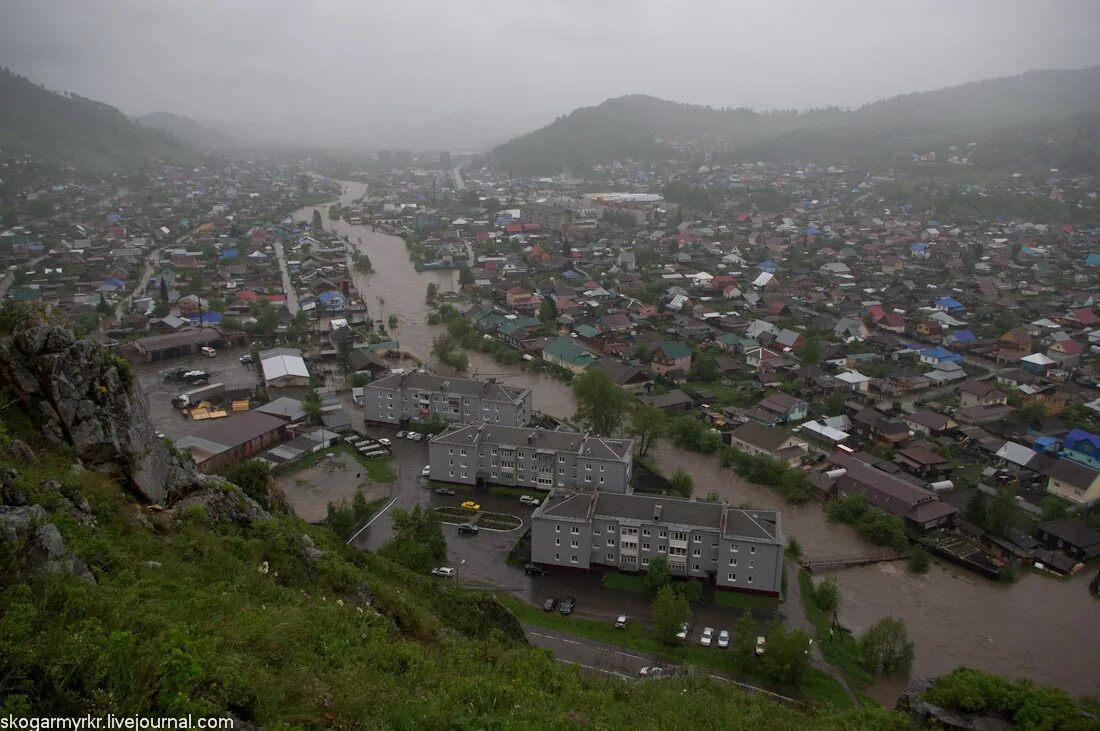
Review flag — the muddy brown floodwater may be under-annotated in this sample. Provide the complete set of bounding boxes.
[294,182,1100,705]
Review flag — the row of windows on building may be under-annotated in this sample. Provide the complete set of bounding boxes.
[549,552,758,582]
[552,523,757,554]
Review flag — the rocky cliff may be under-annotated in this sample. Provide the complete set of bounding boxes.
[0,306,199,503]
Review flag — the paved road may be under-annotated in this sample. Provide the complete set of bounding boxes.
[525,625,802,705]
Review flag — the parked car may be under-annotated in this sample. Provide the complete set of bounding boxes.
[542,597,557,612]
[421,465,431,477]
[431,567,455,578]
[676,622,691,641]
[378,438,392,446]
[435,487,456,496]
[755,636,766,656]
[457,523,479,535]
[155,431,166,440]
[524,563,549,576]
[410,432,424,441]
[238,354,254,364]
[615,614,628,629]
[559,596,575,615]
[639,667,665,678]
[405,431,421,440]
[200,346,217,358]
[519,495,541,507]
[460,501,481,510]
[700,627,714,647]
[717,630,730,649]
[396,431,407,439]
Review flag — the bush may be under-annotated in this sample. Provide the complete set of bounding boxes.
[813,577,841,613]
[827,495,868,524]
[907,546,930,573]
[855,508,909,551]
[923,667,1094,729]
[217,461,275,510]
[669,468,694,497]
[858,617,914,676]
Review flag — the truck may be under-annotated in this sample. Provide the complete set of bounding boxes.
[172,382,226,409]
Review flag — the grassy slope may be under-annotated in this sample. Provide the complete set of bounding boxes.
[0,430,908,728]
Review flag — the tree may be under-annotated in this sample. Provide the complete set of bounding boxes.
[797,337,822,365]
[822,389,846,417]
[153,300,170,317]
[813,577,841,613]
[855,508,909,551]
[627,404,668,457]
[217,461,274,509]
[96,294,111,316]
[1040,495,1070,522]
[380,505,447,573]
[311,209,323,231]
[538,298,558,322]
[643,555,671,595]
[388,314,398,331]
[328,204,340,220]
[983,486,1017,536]
[689,352,719,382]
[732,610,758,668]
[302,390,323,422]
[159,277,169,301]
[650,585,691,646]
[858,617,915,676]
[255,301,278,335]
[425,282,439,303]
[27,199,53,218]
[458,264,475,287]
[297,174,309,196]
[669,468,694,497]
[964,490,988,526]
[907,546,930,573]
[762,623,811,685]
[572,369,630,436]
[1019,400,1047,423]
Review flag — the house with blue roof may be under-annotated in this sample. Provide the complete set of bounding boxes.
[919,346,962,367]
[1062,429,1100,470]
[936,296,965,312]
[1087,253,1100,267]
[318,290,347,312]
[759,259,777,273]
[221,248,239,260]
[910,243,929,259]
[195,312,224,326]
[943,329,977,348]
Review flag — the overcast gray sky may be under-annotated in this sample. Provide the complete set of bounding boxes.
[3,0,1100,148]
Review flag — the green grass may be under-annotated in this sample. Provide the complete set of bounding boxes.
[797,571,871,689]
[488,485,536,498]
[714,591,779,612]
[276,444,396,484]
[497,594,855,709]
[602,572,651,594]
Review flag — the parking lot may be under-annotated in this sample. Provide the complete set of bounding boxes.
[135,346,259,441]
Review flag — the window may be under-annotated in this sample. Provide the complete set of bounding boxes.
[658,545,666,553]
[750,546,756,554]
[608,526,617,533]
[607,539,615,547]
[642,529,651,537]
[585,475,592,483]
[607,553,614,561]
[555,525,560,533]
[460,449,466,457]
[585,463,592,471]
[693,564,700,572]
[570,555,578,564]
[729,558,738,567]
[641,558,649,567]
[659,530,667,539]
[555,553,559,561]
[747,575,753,584]
[555,539,560,547]
[599,477,604,484]
[571,526,579,535]
[694,535,701,543]
[730,573,737,582]
[558,456,565,463]
[593,529,601,536]
[692,548,701,557]
[642,543,650,551]
[600,465,605,472]
[748,560,755,569]
[731,544,738,553]
[570,540,578,548]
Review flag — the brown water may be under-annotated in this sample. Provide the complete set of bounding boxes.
[651,446,1100,702]
[292,181,577,420]
[294,181,1100,704]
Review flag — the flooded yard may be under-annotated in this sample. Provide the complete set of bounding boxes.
[275,449,392,523]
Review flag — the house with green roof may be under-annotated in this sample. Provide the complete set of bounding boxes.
[716,332,756,353]
[651,340,692,376]
[543,337,598,374]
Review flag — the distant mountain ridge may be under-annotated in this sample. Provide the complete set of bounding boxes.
[493,66,1100,174]
[0,68,197,171]
[137,112,239,150]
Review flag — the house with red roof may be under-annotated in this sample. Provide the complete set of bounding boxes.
[880,312,906,333]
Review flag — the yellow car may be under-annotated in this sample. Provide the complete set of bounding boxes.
[460,501,481,511]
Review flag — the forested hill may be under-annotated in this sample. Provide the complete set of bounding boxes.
[0,68,197,171]
[137,112,239,150]
[493,66,1100,174]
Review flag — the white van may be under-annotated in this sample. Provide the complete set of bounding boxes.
[200,346,217,358]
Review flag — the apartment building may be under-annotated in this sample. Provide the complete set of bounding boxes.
[530,490,784,596]
[363,373,531,427]
[427,423,633,492]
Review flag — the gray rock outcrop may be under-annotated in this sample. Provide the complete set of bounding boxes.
[0,307,203,503]
[171,477,272,527]
[0,504,96,583]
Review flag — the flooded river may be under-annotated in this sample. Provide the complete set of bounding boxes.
[293,181,1100,704]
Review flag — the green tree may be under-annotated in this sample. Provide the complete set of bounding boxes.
[689,351,719,382]
[983,486,1017,536]
[217,461,275,510]
[311,209,323,231]
[822,389,846,417]
[297,174,309,196]
[458,264,475,287]
[627,404,668,457]
[855,508,909,551]
[964,490,988,526]
[538,298,558,322]
[1040,495,1070,522]
[762,623,811,685]
[669,468,694,497]
[1019,400,1047,423]
[425,282,440,303]
[154,300,170,317]
[302,390,323,423]
[255,301,278,335]
[96,294,111,316]
[572,369,630,436]
[650,585,691,646]
[858,617,915,676]
[796,337,822,365]
[813,577,841,613]
[379,505,447,573]
[732,610,758,668]
[328,204,340,220]
[907,546,930,573]
[159,277,169,301]
[644,555,672,595]
[388,314,398,331]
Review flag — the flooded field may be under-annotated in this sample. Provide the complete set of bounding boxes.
[274,450,388,523]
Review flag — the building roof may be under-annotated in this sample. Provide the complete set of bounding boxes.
[367,372,530,404]
[1047,458,1100,490]
[656,341,691,359]
[828,451,953,522]
[595,491,721,531]
[254,397,306,421]
[590,358,649,386]
[730,421,801,453]
[432,423,633,463]
[260,347,309,381]
[176,411,286,454]
[1037,518,1100,555]
[958,380,1005,399]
